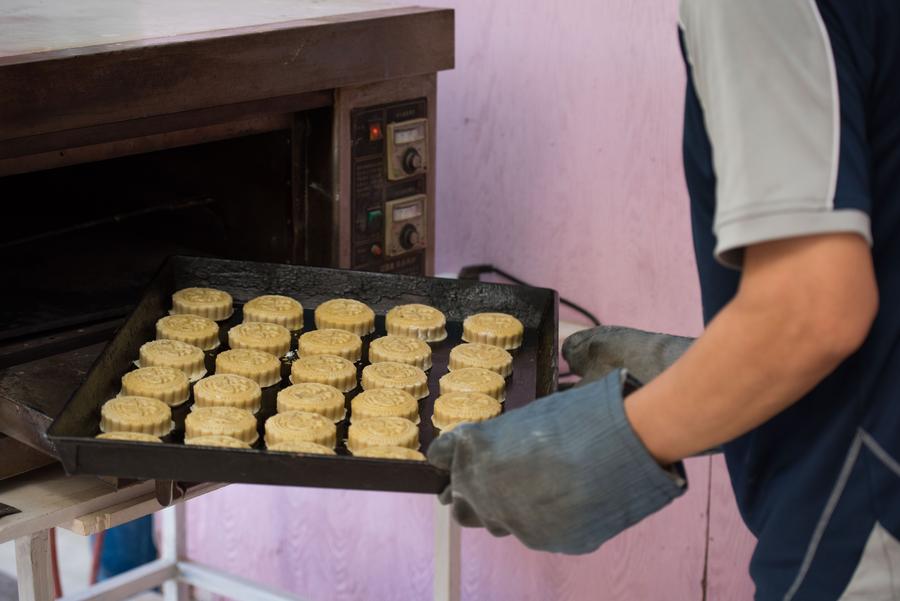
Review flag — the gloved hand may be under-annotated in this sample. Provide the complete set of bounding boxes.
[563,325,721,457]
[427,370,687,554]
[563,325,693,384]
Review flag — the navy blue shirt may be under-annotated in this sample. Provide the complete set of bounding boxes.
[680,1,900,599]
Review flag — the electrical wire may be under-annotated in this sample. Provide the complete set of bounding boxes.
[457,263,602,326]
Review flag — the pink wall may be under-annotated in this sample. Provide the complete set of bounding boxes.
[185,1,757,599]
[428,0,701,334]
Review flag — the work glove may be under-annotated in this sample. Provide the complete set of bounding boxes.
[427,370,687,554]
[563,325,694,384]
[562,326,720,457]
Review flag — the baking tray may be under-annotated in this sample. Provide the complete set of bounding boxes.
[48,256,559,494]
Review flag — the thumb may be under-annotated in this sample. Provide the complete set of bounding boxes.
[427,431,458,470]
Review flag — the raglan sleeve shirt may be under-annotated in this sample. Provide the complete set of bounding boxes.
[679,0,872,269]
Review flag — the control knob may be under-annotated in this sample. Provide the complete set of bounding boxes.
[399,224,420,250]
[402,148,423,174]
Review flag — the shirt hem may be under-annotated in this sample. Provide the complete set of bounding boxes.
[714,208,872,270]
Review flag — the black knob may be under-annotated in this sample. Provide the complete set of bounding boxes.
[402,148,423,174]
[399,224,420,250]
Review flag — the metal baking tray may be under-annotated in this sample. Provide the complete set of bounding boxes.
[48,256,559,494]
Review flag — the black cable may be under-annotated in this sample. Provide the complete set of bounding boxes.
[457,263,601,327]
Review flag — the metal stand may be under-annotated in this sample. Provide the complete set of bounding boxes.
[15,531,53,601]
[433,501,461,601]
[11,501,308,601]
[4,468,461,601]
[160,505,189,601]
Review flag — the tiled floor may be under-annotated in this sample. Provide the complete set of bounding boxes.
[0,528,162,600]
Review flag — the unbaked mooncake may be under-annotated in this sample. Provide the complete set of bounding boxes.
[314,299,375,336]
[228,322,292,357]
[385,304,447,342]
[100,396,172,436]
[193,374,263,413]
[361,362,429,400]
[171,287,233,321]
[290,354,357,392]
[215,348,282,387]
[439,367,506,402]
[347,417,419,452]
[185,435,250,449]
[96,432,162,443]
[185,406,258,444]
[267,441,336,455]
[353,446,425,461]
[351,389,420,424]
[462,313,524,350]
[120,366,190,407]
[347,417,419,453]
[276,383,346,422]
[156,314,220,351]
[242,294,304,331]
[368,335,432,370]
[264,411,336,447]
[432,391,502,430]
[138,339,206,380]
[439,421,465,434]
[448,343,513,377]
[298,329,362,362]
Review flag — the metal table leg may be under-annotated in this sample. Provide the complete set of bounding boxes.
[161,504,189,601]
[15,529,54,601]
[433,500,461,601]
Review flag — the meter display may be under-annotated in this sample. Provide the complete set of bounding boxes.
[393,203,423,221]
[386,118,428,181]
[394,124,425,145]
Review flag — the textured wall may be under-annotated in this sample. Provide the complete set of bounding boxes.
[428,0,701,334]
[185,1,757,599]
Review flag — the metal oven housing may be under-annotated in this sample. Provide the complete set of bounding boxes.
[0,2,454,471]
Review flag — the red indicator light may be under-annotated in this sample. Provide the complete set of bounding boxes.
[369,123,383,141]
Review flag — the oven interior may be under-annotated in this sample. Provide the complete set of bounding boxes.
[0,108,333,357]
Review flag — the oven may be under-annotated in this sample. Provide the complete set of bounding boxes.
[0,0,454,476]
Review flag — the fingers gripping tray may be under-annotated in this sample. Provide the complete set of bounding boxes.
[48,256,558,494]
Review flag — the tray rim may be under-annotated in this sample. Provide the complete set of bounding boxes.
[47,254,559,493]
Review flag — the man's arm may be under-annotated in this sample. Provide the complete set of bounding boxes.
[625,233,878,465]
[426,234,876,554]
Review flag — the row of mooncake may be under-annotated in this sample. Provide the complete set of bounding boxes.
[166,287,526,349]
[94,288,525,459]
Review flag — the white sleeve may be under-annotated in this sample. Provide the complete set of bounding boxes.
[679,0,872,268]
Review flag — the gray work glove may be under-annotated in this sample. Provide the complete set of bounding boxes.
[563,326,720,457]
[563,325,694,384]
[427,370,687,554]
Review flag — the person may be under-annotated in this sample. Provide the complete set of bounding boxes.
[89,516,158,582]
[427,2,900,599]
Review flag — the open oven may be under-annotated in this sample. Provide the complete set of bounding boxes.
[0,1,454,477]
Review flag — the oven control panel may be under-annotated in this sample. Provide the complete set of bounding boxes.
[350,99,429,274]
[384,195,427,257]
[386,118,428,181]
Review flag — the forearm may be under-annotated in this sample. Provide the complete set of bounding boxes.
[625,298,840,463]
[624,234,877,465]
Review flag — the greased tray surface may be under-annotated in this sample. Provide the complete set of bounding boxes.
[48,256,558,493]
